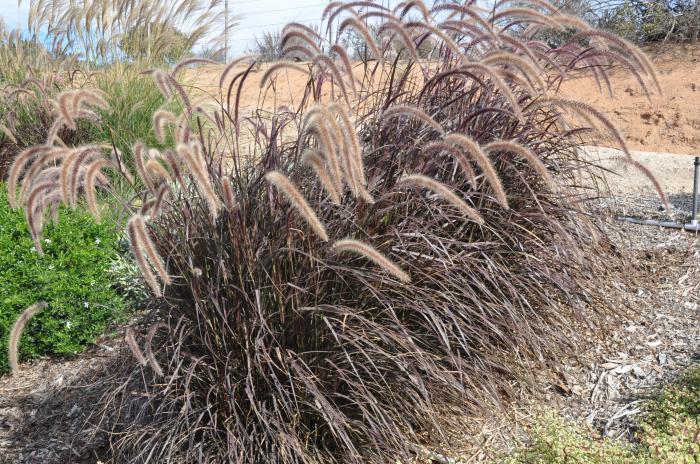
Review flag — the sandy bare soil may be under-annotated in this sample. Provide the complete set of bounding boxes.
[185,43,700,158]
[561,43,700,155]
[185,44,700,197]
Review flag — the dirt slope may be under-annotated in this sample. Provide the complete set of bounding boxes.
[186,43,700,156]
[560,42,700,154]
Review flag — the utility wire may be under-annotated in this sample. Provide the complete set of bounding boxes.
[241,4,327,15]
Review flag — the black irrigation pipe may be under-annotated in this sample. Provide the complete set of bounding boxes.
[617,156,700,233]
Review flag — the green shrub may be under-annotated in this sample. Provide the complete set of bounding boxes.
[0,184,125,373]
[504,412,638,464]
[505,364,700,463]
[639,364,700,463]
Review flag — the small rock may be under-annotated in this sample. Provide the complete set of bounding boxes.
[67,404,81,419]
[613,364,634,375]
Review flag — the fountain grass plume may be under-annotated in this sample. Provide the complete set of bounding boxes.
[396,174,484,224]
[146,159,173,184]
[303,105,344,193]
[311,53,352,103]
[176,142,221,219]
[222,178,236,210]
[125,327,147,367]
[127,214,170,297]
[423,141,477,183]
[329,103,369,198]
[378,20,421,63]
[539,97,632,158]
[431,3,500,41]
[145,323,167,377]
[462,63,524,122]
[492,7,564,30]
[302,148,342,204]
[153,110,178,144]
[484,140,555,188]
[331,238,410,283]
[7,146,50,209]
[339,17,382,61]
[494,0,558,12]
[218,55,258,90]
[265,170,330,241]
[260,62,311,88]
[381,105,445,135]
[397,0,430,20]
[445,133,509,209]
[330,45,358,94]
[483,51,546,92]
[281,30,323,54]
[172,58,218,76]
[8,302,47,376]
[85,159,110,221]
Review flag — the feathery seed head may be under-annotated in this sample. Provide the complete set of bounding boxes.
[445,133,509,209]
[8,302,47,376]
[484,140,555,188]
[331,238,410,283]
[396,174,484,224]
[381,105,445,135]
[265,170,329,242]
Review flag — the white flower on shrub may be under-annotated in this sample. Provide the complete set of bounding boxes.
[44,238,51,244]
[66,320,72,328]
[30,246,36,253]
[95,238,101,245]
[83,301,89,308]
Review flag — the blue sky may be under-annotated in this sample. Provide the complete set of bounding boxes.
[0,0,463,57]
[225,0,338,55]
[0,0,29,30]
[0,0,393,56]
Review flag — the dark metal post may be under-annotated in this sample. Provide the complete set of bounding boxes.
[692,157,700,225]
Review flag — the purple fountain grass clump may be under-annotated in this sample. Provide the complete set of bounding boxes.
[6,1,670,462]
